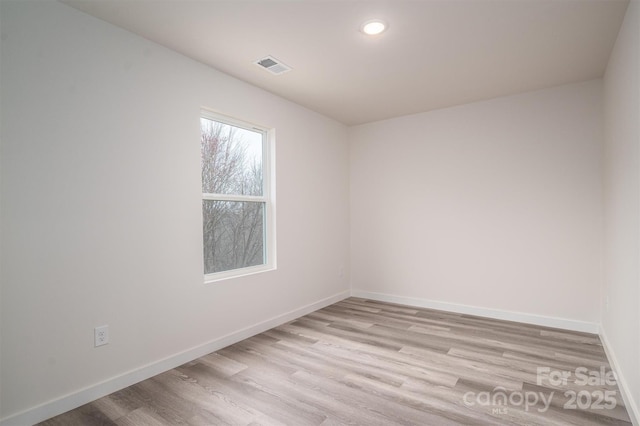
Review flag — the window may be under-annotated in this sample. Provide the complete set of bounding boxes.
[201,111,275,282]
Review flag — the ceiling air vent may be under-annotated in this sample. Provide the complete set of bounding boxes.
[255,56,292,75]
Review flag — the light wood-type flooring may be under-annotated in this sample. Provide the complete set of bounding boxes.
[39,298,632,425]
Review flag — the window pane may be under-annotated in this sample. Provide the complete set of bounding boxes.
[203,200,265,274]
[201,118,263,196]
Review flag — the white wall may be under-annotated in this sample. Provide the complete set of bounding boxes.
[350,80,603,325]
[602,0,640,419]
[0,0,349,422]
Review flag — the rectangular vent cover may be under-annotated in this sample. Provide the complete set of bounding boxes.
[255,56,292,75]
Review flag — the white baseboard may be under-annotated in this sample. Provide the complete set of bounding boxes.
[0,290,351,426]
[350,289,600,333]
[599,329,640,426]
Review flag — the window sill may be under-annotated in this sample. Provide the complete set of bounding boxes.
[204,264,276,284]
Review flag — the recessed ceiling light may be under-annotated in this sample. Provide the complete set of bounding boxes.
[361,19,387,36]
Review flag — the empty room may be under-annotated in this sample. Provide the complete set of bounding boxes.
[1,0,638,425]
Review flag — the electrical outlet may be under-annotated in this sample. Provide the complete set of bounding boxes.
[94,325,109,347]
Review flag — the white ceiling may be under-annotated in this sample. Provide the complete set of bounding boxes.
[61,0,629,125]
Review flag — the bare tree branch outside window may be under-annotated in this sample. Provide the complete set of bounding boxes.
[201,118,265,274]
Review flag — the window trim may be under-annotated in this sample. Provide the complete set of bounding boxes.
[201,109,276,283]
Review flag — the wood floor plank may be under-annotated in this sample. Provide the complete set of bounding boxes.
[175,364,320,426]
[38,298,632,425]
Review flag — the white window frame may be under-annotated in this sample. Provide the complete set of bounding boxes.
[201,109,276,283]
